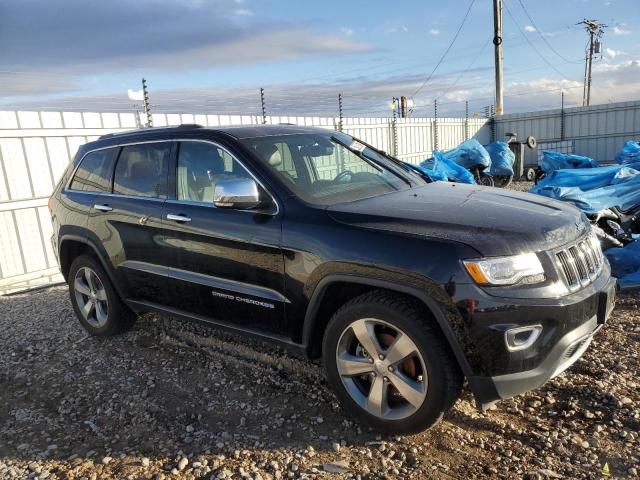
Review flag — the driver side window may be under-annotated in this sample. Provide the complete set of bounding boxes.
[177,141,249,203]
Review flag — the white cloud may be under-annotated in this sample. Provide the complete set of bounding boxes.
[524,25,536,33]
[443,89,472,102]
[613,25,630,35]
[234,8,253,16]
[606,48,625,59]
[429,28,440,36]
[340,27,353,36]
[385,25,408,34]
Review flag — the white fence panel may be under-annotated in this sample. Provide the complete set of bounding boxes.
[0,110,489,292]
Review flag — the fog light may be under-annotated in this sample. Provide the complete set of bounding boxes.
[505,325,542,352]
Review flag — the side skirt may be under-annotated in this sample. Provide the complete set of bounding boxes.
[126,299,308,359]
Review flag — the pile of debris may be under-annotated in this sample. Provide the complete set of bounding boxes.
[528,140,640,290]
[413,139,516,187]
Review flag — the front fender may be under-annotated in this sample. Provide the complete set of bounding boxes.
[301,271,475,381]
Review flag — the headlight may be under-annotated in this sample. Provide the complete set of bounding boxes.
[463,252,545,286]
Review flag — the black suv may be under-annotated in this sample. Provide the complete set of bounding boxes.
[49,125,616,434]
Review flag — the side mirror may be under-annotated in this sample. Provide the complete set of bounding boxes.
[213,178,261,210]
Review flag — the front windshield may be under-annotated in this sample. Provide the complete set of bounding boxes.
[241,131,426,205]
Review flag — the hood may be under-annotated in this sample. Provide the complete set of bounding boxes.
[327,182,588,256]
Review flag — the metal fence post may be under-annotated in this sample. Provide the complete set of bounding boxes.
[338,93,344,132]
[260,88,267,124]
[433,99,439,151]
[464,101,469,140]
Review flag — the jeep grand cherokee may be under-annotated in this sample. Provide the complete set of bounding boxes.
[49,124,616,434]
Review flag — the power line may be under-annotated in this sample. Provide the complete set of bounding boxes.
[515,0,582,64]
[504,1,573,81]
[410,0,476,98]
[436,36,493,101]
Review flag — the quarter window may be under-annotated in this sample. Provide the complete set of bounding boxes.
[70,148,118,192]
[177,141,250,203]
[113,143,171,198]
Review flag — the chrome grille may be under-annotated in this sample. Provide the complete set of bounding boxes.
[556,234,603,291]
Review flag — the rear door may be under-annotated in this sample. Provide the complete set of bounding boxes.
[160,139,287,335]
[88,141,174,304]
[63,147,119,237]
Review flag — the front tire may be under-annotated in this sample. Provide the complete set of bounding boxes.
[322,291,463,434]
[68,255,136,336]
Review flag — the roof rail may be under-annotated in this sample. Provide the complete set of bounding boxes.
[98,123,204,140]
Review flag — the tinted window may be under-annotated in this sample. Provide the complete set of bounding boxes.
[177,141,250,203]
[70,148,117,192]
[113,143,171,198]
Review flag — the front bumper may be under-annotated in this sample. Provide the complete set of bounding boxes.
[459,273,616,408]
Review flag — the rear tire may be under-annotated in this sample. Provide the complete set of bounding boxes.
[322,290,463,434]
[68,255,136,336]
[525,167,536,182]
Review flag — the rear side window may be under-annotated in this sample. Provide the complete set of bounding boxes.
[70,148,118,192]
[113,142,171,198]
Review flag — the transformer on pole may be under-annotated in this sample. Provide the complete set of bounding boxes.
[578,19,606,107]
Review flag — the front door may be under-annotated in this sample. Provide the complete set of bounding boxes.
[161,140,286,335]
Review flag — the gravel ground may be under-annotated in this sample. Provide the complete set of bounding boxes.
[0,180,638,480]
[1,286,638,480]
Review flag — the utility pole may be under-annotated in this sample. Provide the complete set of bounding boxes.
[400,96,408,118]
[141,78,152,128]
[578,19,606,106]
[260,87,267,124]
[338,93,344,132]
[492,0,504,116]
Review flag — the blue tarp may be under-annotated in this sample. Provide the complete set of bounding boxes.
[441,139,492,170]
[604,240,640,290]
[540,151,599,173]
[405,162,447,182]
[419,151,476,184]
[485,141,515,176]
[529,165,640,213]
[614,140,640,169]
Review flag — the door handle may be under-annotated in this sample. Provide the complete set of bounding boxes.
[93,204,113,212]
[166,213,192,223]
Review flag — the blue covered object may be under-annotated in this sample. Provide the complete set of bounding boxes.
[534,165,635,191]
[614,140,640,169]
[405,162,447,182]
[529,167,640,213]
[420,151,476,184]
[485,141,515,176]
[540,151,599,173]
[441,139,491,170]
[604,240,640,290]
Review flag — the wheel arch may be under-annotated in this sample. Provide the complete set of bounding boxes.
[301,274,475,381]
[58,234,126,301]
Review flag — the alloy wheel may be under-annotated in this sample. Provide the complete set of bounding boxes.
[73,267,109,328]
[336,318,427,420]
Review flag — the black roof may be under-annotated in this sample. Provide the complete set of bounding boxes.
[98,124,333,141]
